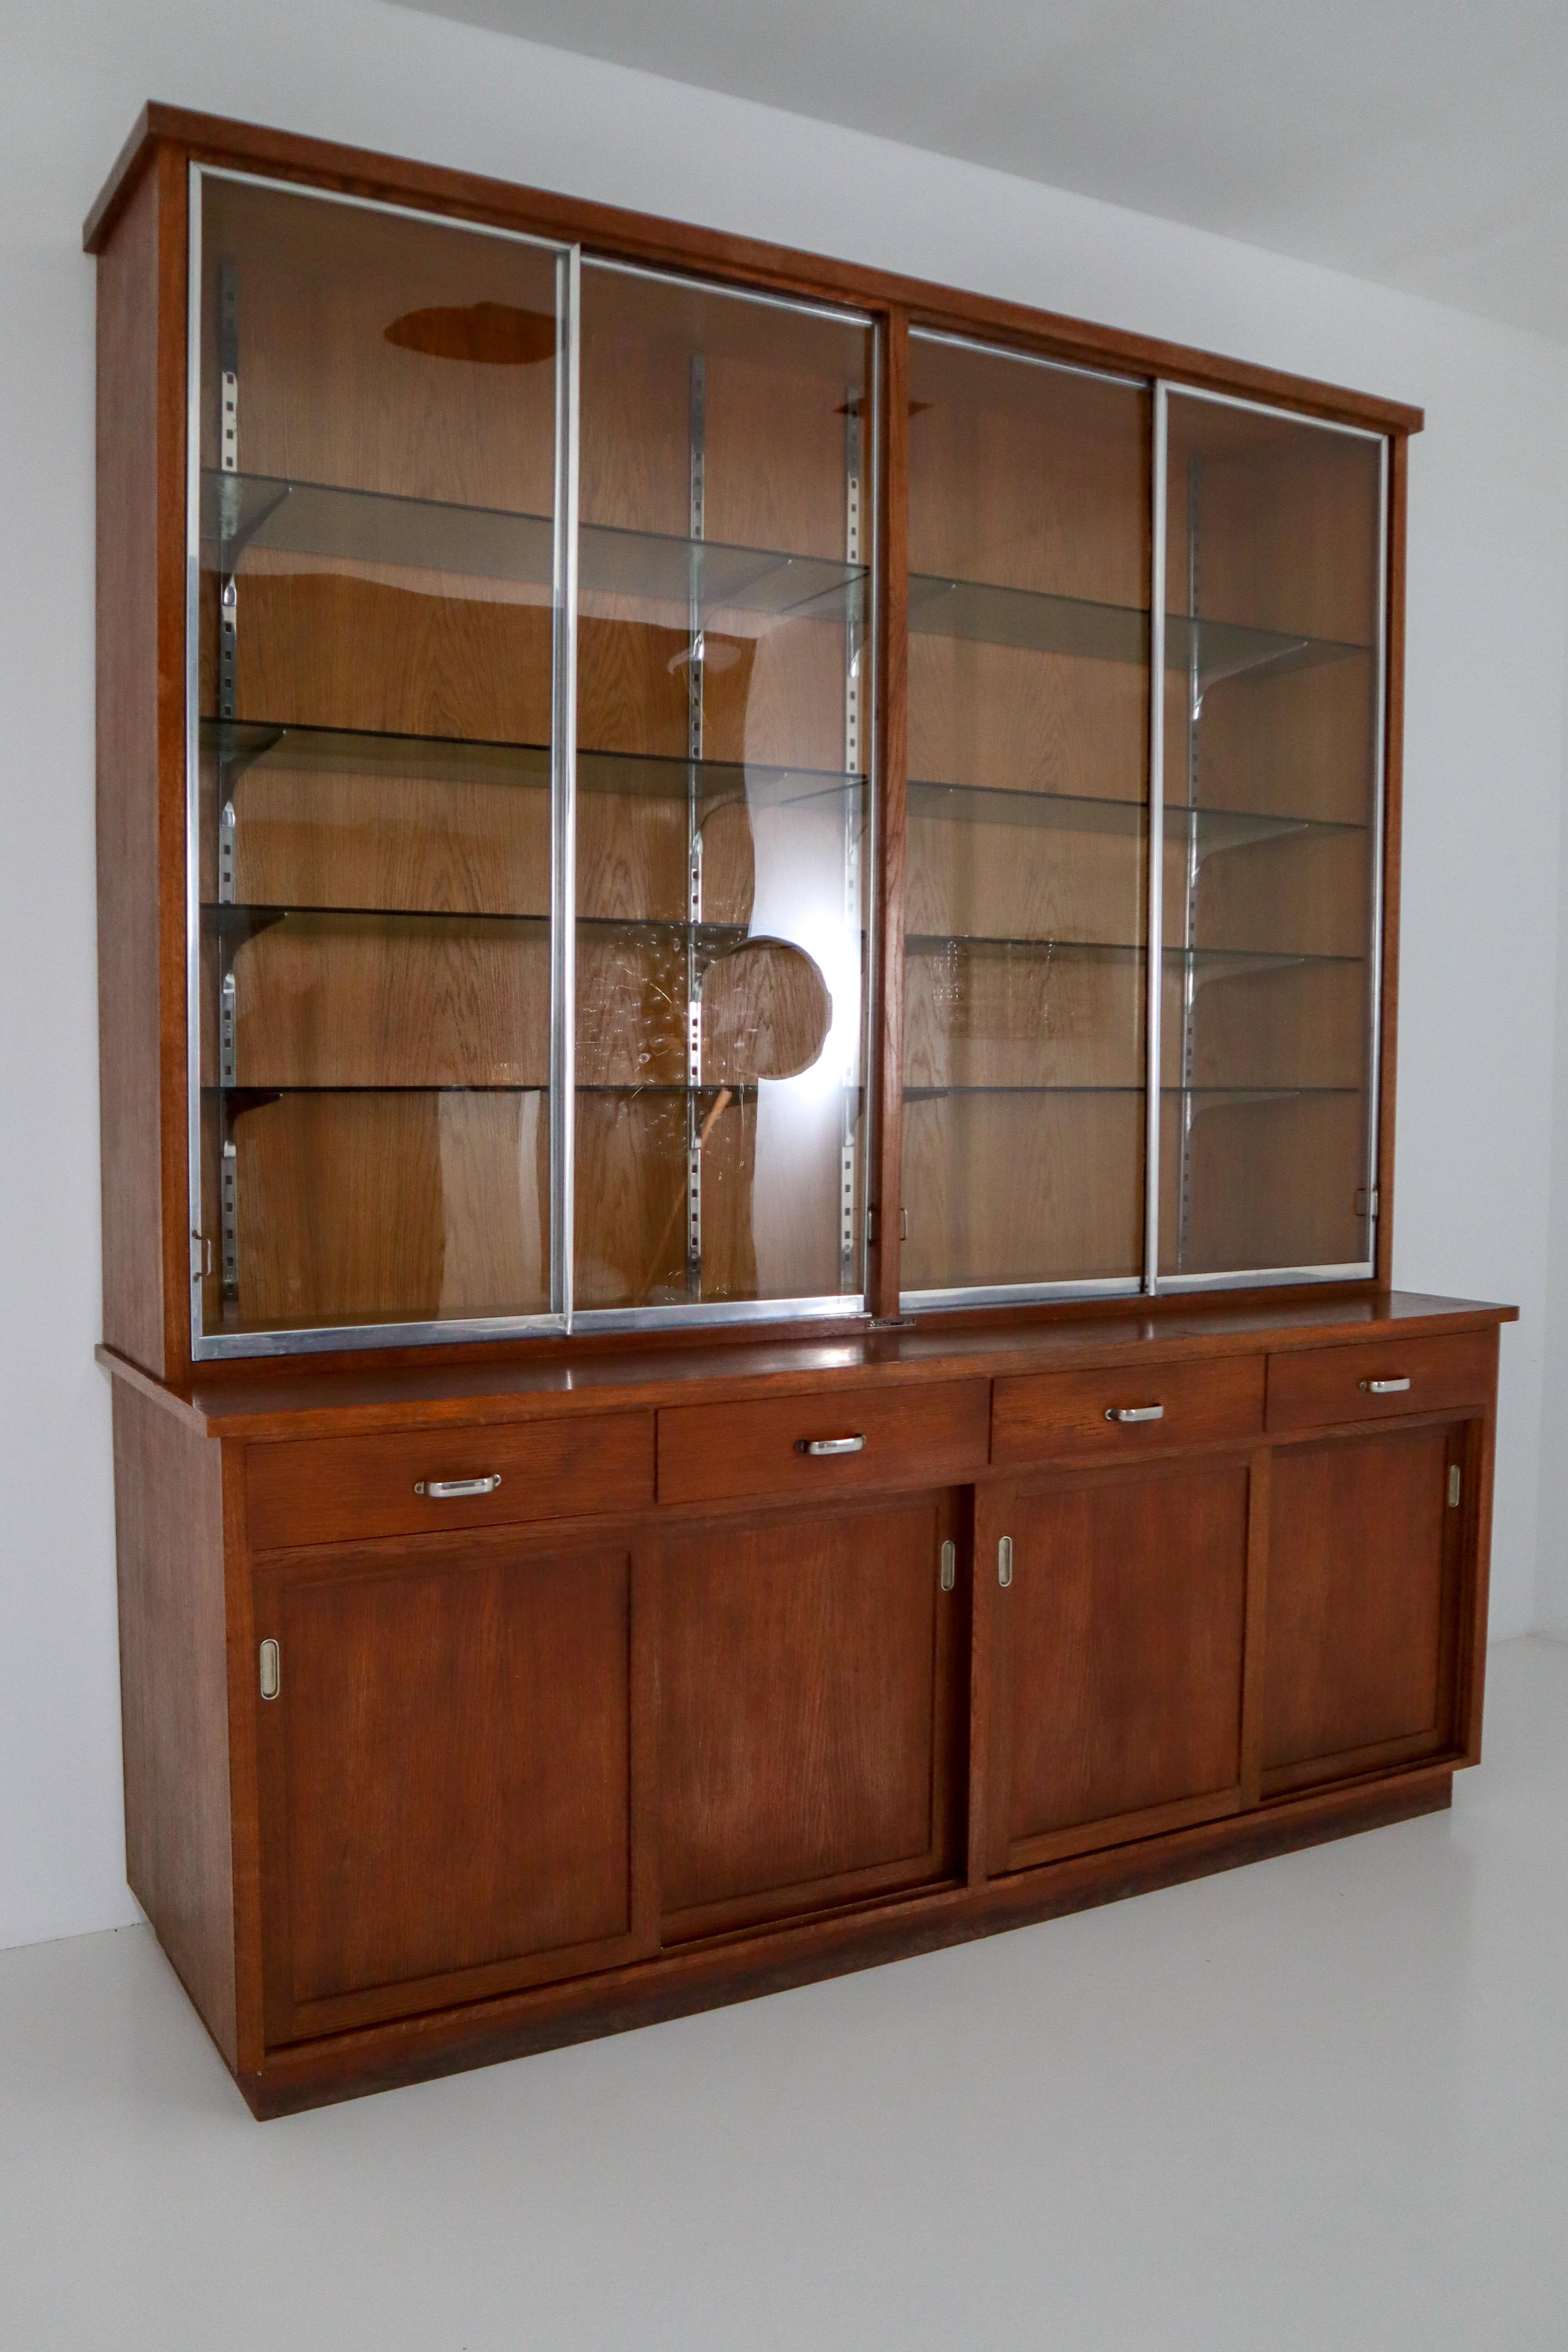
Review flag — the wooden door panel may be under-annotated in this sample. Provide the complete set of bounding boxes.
[989,1461,1250,1870]
[260,1536,639,2041]
[658,1496,960,1937]
[1263,1426,1460,1791]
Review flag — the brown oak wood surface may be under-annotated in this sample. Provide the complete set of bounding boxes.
[112,1382,237,2066]
[257,1530,643,2041]
[656,1377,988,1505]
[246,1409,655,1551]
[984,1460,1251,1869]
[1264,1328,1495,1432]
[1262,1424,1462,1786]
[657,1494,960,1935]
[991,1352,1264,1465]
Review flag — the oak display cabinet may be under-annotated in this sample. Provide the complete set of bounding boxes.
[92,108,1513,2115]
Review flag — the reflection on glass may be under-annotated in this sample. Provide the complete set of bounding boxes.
[572,264,873,1310]
[194,175,559,1336]
[1159,394,1382,1278]
[902,333,1151,1295]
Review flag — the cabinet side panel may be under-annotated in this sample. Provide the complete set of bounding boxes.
[96,167,166,1372]
[113,1381,237,2069]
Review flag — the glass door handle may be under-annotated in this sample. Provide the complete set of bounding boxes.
[414,1474,504,1498]
[1104,1404,1165,1423]
[796,1435,866,1456]
[1359,1378,1411,1395]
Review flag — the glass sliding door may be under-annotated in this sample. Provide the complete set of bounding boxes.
[1156,390,1384,1284]
[571,265,873,1320]
[901,333,1152,1303]
[190,170,568,1352]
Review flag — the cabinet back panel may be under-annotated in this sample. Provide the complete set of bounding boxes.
[902,1091,1144,1289]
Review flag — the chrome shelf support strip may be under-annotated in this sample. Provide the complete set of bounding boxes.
[552,244,582,1326]
[841,386,864,1286]
[685,352,706,1297]
[1143,385,1168,1295]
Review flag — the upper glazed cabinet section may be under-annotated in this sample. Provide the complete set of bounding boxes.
[191,169,873,1353]
[182,160,1389,1359]
[901,340,1385,1310]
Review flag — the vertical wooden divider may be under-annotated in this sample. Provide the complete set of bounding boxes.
[1374,433,1407,1294]
[869,308,910,1321]
[629,1535,662,1954]
[1238,1447,1271,1807]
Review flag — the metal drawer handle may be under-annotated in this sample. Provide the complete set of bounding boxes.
[1105,1404,1165,1423]
[1359,1378,1411,1395]
[796,1434,866,1457]
[414,1474,503,1499]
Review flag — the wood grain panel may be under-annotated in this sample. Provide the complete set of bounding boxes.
[1182,657,1376,828]
[658,1378,987,1505]
[1184,825,1372,961]
[909,638,1147,806]
[246,1410,654,1550]
[259,1536,636,2037]
[1263,1427,1458,1781]
[908,341,1148,606]
[906,805,1146,948]
[901,1090,1144,1291]
[112,1381,236,2065]
[233,1088,550,1329]
[658,1497,957,1928]
[200,173,557,508]
[1159,1088,1369,1278]
[992,1353,1264,1466]
[904,941,1144,1092]
[991,1462,1249,1864]
[1170,954,1368,1093]
[1264,1330,1495,1433]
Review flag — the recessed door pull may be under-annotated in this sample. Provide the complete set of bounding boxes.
[796,1434,866,1456]
[1359,1377,1411,1395]
[414,1474,503,1498]
[997,1536,1013,1587]
[1105,1404,1165,1423]
[940,1539,956,1592]
[258,1638,280,1701]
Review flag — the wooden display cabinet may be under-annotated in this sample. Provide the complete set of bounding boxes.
[91,107,1514,2114]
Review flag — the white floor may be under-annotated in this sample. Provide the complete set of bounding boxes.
[2,1638,1566,2352]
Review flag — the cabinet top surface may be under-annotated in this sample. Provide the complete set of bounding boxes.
[99,1293,1514,1442]
[85,102,1421,437]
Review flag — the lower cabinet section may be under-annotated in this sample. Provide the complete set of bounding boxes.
[1261,1423,1466,1795]
[981,1459,1254,1871]
[255,1532,646,2044]
[109,1310,1507,2111]
[656,1494,963,1939]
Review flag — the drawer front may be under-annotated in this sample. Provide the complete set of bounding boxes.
[247,1412,656,1551]
[1265,1331,1495,1434]
[992,1354,1264,1467]
[657,1380,989,1507]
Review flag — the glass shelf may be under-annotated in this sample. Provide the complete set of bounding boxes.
[201,719,864,809]
[904,1082,1362,1100]
[205,1080,859,1098]
[908,572,1370,684]
[201,470,866,625]
[906,934,1364,971]
[908,778,1364,853]
[201,904,764,946]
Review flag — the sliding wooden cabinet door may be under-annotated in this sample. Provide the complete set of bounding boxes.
[256,1533,646,2044]
[1262,1425,1466,1795]
[656,1493,964,1939]
[981,1461,1252,1871]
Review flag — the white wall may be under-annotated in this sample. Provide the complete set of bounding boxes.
[3,0,1566,1951]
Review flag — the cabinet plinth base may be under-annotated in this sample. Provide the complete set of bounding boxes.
[236,1762,1453,2119]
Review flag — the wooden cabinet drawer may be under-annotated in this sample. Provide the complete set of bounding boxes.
[246,1412,655,1551]
[992,1355,1264,1466]
[657,1381,988,1507]
[1265,1331,1494,1434]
